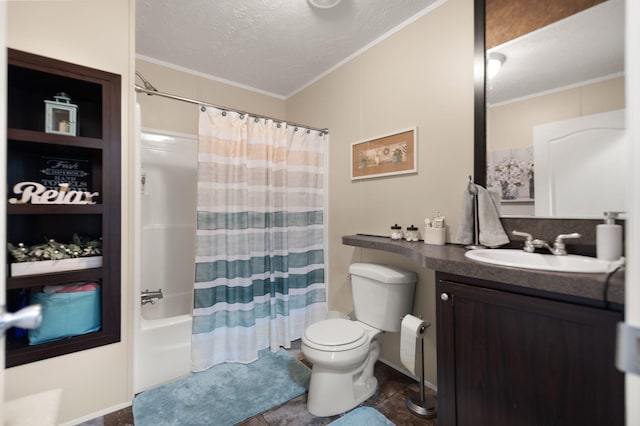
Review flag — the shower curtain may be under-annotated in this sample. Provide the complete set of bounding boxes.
[192,106,328,371]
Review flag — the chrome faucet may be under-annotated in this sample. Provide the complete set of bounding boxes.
[511,230,582,256]
[141,289,164,305]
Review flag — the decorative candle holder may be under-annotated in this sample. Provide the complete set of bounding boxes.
[45,92,78,136]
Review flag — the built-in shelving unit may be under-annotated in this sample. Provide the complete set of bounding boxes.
[5,48,121,367]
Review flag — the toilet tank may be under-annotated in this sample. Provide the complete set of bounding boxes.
[349,263,417,332]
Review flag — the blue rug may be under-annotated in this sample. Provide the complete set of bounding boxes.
[329,407,395,425]
[132,348,310,426]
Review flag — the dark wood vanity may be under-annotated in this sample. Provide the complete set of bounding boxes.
[437,272,622,426]
[342,234,624,426]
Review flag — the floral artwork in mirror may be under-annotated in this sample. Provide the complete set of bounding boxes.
[487,146,533,202]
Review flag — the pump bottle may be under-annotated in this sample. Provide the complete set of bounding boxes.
[596,211,623,261]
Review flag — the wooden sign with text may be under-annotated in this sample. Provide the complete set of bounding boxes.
[9,181,99,205]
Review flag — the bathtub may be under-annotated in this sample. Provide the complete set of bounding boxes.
[134,293,193,392]
[133,122,197,393]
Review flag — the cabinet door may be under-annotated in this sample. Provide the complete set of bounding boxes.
[436,278,624,426]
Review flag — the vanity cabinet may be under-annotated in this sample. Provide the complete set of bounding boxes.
[5,49,121,367]
[436,272,624,426]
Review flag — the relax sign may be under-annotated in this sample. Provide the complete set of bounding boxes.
[9,181,99,205]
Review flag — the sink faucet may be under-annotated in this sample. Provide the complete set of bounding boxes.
[511,231,582,256]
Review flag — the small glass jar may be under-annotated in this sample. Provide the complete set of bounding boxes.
[405,225,420,242]
[390,224,403,240]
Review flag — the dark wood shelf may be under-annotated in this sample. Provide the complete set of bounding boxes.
[7,204,103,215]
[8,128,103,149]
[5,328,119,368]
[7,267,103,290]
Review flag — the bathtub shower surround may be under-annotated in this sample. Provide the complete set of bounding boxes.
[193,107,328,370]
[134,129,197,393]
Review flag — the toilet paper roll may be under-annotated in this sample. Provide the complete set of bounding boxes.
[400,314,426,375]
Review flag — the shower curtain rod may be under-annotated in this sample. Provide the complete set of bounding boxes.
[134,84,329,134]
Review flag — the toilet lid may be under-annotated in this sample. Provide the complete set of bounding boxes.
[304,319,367,349]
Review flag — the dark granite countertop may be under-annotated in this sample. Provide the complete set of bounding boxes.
[342,234,625,311]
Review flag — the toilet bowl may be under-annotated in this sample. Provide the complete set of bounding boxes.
[301,263,417,417]
[302,318,382,416]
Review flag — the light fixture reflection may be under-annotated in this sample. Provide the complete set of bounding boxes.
[308,0,342,9]
[487,52,506,79]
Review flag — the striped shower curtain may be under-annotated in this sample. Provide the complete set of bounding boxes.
[192,106,328,371]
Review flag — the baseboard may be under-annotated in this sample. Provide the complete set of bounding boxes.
[379,358,437,392]
[61,401,132,426]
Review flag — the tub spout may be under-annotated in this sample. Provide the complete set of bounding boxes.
[141,289,163,305]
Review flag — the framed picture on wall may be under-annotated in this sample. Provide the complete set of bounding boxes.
[351,127,417,180]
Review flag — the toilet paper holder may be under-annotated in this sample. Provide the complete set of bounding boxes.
[399,316,427,334]
[401,315,437,419]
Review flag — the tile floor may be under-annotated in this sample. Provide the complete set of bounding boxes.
[91,340,438,426]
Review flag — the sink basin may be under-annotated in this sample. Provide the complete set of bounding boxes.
[464,249,622,273]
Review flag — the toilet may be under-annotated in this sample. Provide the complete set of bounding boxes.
[301,262,417,416]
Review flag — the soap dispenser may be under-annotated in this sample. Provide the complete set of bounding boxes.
[597,211,623,261]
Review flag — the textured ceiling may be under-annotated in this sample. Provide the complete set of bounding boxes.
[136,0,624,103]
[136,0,439,98]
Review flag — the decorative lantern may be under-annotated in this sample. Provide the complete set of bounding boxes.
[44,92,78,136]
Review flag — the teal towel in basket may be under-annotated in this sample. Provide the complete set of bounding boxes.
[28,289,101,345]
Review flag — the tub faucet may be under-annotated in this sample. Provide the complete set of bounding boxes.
[141,289,163,305]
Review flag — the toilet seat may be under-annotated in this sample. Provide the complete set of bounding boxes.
[303,319,369,352]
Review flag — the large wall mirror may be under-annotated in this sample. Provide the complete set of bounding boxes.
[474,0,625,218]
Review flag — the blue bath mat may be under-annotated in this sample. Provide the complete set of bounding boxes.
[329,407,395,425]
[132,348,310,426]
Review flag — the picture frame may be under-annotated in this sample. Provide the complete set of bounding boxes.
[351,127,417,180]
[486,147,534,202]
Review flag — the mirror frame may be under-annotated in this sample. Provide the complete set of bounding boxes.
[473,0,486,186]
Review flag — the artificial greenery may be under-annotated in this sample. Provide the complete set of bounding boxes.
[8,234,102,263]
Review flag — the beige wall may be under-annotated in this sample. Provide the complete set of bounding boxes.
[135,59,286,134]
[6,1,135,423]
[488,76,625,151]
[287,0,474,386]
